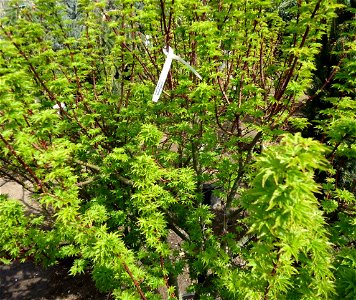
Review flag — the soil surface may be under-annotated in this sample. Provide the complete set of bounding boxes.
[0,260,110,300]
[1,180,110,299]
[0,179,191,299]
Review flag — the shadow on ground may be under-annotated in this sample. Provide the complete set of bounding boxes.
[0,260,110,300]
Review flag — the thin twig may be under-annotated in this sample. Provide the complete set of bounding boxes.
[122,262,147,300]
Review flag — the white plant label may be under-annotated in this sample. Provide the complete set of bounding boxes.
[53,102,66,114]
[152,46,202,102]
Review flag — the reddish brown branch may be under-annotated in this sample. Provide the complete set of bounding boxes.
[275,0,323,101]
[160,256,177,299]
[308,58,344,102]
[259,39,266,88]
[263,251,281,300]
[0,133,45,191]
[217,76,230,104]
[0,27,57,102]
[122,262,147,300]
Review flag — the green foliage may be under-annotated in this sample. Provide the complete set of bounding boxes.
[239,134,333,299]
[334,248,356,299]
[310,5,356,297]
[0,0,354,299]
[0,195,30,262]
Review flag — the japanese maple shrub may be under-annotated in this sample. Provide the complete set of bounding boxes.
[0,0,354,299]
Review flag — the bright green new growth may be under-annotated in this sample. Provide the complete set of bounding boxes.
[240,134,333,299]
[0,0,355,299]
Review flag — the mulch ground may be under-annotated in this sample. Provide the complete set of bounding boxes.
[0,260,110,300]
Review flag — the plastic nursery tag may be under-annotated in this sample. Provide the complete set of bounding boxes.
[53,102,66,114]
[152,46,202,102]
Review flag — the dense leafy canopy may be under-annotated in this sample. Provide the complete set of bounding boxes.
[0,0,355,299]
